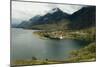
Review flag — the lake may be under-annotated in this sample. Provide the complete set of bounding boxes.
[11,28,87,61]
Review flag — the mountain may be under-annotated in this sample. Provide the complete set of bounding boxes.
[68,6,96,29]
[17,21,29,28]
[36,8,70,24]
[11,19,22,28]
[17,8,70,29]
[29,15,42,25]
[17,6,96,30]
[17,15,42,28]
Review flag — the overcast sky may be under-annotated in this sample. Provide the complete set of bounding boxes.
[12,1,86,23]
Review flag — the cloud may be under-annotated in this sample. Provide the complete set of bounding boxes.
[12,1,85,21]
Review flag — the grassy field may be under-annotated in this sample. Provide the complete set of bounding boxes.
[66,42,96,63]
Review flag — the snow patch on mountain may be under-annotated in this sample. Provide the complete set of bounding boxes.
[49,8,61,14]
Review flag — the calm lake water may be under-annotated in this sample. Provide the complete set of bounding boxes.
[11,28,87,61]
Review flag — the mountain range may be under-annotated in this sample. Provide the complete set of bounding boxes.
[69,6,96,29]
[15,6,96,30]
